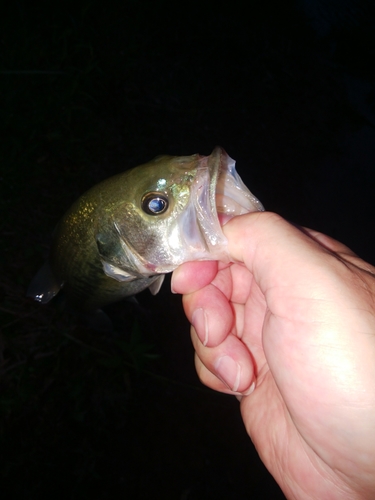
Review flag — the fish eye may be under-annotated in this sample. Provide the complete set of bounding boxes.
[141,192,169,215]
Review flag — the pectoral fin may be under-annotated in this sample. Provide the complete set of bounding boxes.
[27,261,62,304]
[148,275,165,295]
[101,261,138,282]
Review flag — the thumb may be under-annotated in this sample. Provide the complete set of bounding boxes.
[222,212,333,295]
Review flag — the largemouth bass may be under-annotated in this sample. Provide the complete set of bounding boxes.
[28,147,264,313]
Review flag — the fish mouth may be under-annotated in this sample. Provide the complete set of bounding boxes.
[191,146,264,259]
[210,146,264,224]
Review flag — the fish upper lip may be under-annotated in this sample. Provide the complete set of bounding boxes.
[192,147,226,252]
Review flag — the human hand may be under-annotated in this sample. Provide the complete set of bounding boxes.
[171,212,375,499]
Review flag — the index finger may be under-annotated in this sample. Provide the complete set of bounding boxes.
[171,260,219,294]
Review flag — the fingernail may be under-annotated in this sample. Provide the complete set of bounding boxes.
[244,381,256,396]
[215,355,241,392]
[192,308,209,346]
[170,273,177,294]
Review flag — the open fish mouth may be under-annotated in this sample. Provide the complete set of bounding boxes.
[211,147,264,224]
[190,146,264,260]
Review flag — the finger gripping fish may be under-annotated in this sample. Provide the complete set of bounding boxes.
[28,147,264,312]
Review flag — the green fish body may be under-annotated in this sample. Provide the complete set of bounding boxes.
[28,147,264,312]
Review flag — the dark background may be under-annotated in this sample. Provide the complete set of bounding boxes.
[1,0,375,498]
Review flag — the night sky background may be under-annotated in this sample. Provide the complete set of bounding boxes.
[1,0,375,498]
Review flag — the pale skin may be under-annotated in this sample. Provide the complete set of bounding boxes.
[171,212,375,500]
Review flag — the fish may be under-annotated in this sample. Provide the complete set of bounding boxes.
[27,147,264,314]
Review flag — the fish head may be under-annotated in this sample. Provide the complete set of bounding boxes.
[104,146,264,278]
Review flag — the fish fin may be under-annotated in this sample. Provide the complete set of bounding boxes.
[148,275,165,295]
[102,261,138,282]
[27,261,62,304]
